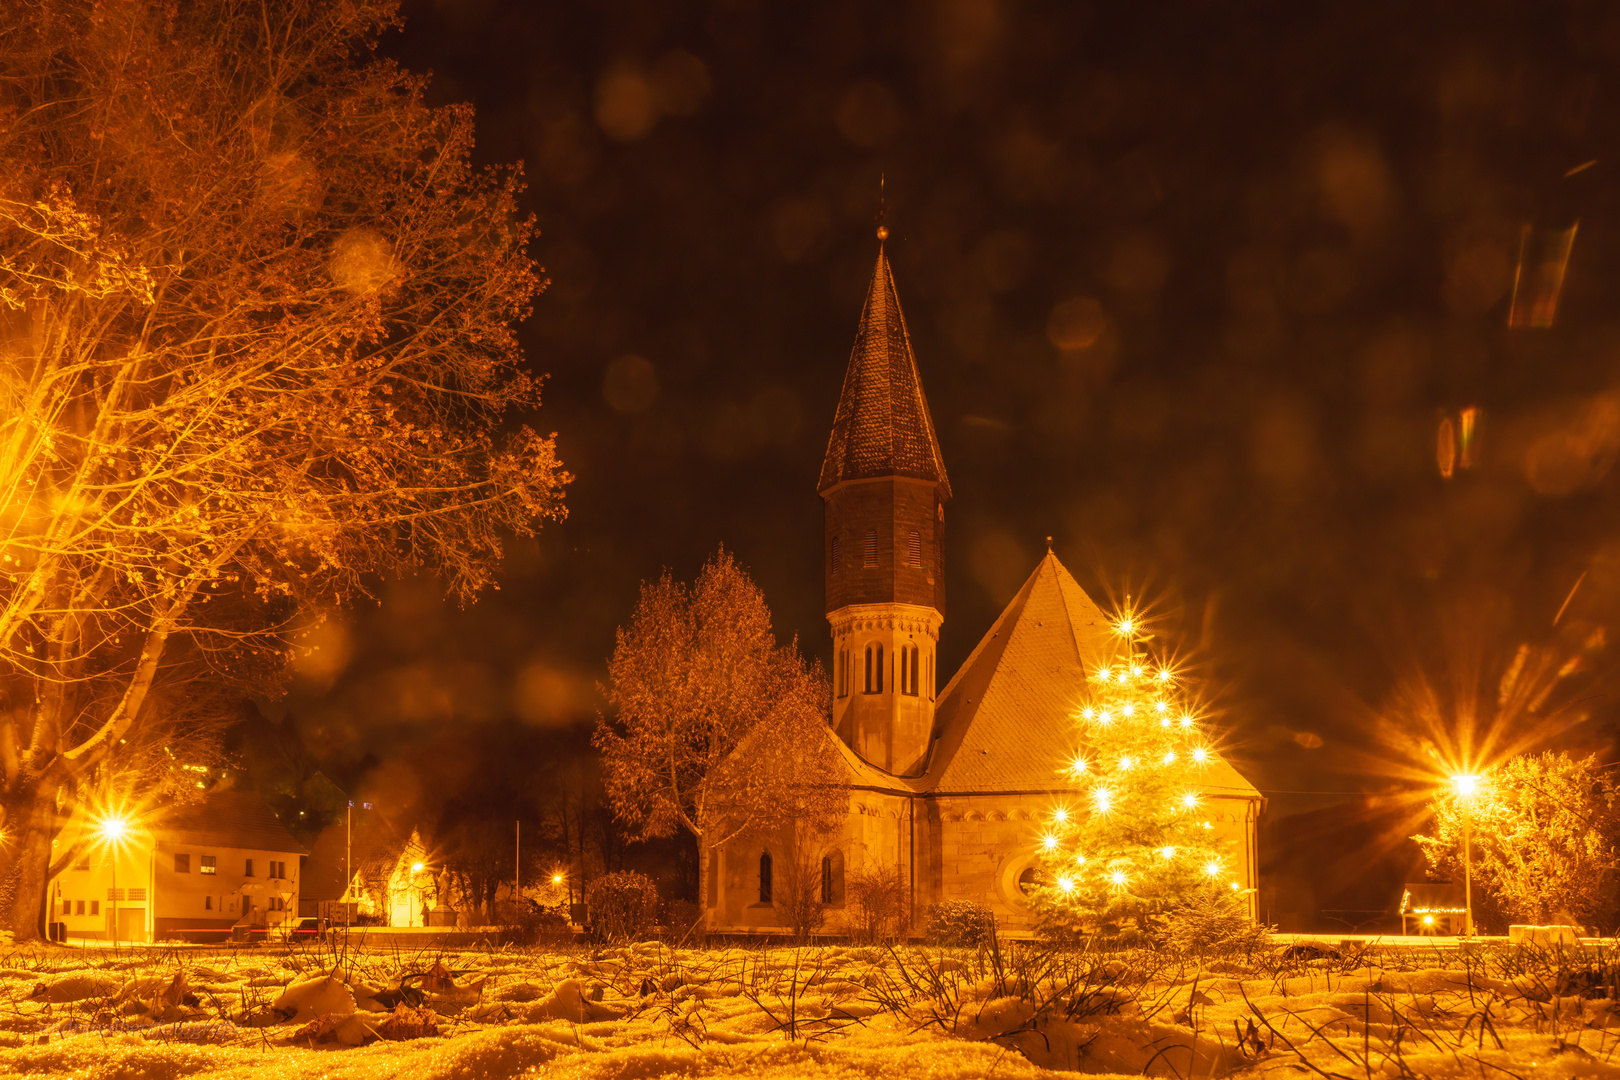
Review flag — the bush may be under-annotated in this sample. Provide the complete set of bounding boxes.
[660,898,703,942]
[924,900,995,947]
[1161,886,1272,958]
[848,866,907,943]
[586,871,659,941]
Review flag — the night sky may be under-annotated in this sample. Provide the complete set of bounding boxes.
[275,0,1620,916]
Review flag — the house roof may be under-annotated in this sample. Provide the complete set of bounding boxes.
[818,242,951,497]
[1401,883,1466,913]
[158,790,306,856]
[301,810,413,902]
[923,551,1260,801]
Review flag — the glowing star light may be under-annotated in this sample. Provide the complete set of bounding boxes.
[1093,787,1113,813]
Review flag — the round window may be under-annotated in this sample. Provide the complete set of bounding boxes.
[1017,866,1044,896]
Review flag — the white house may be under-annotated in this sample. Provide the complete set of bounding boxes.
[49,789,306,943]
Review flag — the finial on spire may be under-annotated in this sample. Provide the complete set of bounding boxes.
[1046,536,1053,552]
[876,174,888,241]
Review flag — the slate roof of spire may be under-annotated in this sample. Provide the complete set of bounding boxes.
[818,244,951,496]
[922,552,1259,799]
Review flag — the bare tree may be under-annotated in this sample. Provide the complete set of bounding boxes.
[594,548,847,857]
[0,0,568,936]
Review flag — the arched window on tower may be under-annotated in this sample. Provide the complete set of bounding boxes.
[864,643,883,693]
[831,535,841,573]
[908,531,922,568]
[820,850,845,905]
[758,853,773,904]
[900,643,919,695]
[863,529,878,567]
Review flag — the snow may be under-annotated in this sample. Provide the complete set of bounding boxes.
[0,938,1614,1079]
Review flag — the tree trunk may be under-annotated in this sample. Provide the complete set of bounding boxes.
[0,780,58,943]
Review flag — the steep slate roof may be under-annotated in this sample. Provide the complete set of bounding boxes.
[159,790,306,856]
[924,552,1259,801]
[301,810,413,901]
[818,244,951,496]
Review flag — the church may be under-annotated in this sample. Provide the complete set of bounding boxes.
[703,235,1263,936]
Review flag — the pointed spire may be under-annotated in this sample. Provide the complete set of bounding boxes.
[818,240,951,495]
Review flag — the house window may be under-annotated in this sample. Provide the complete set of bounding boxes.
[245,858,254,877]
[863,529,877,568]
[205,896,213,911]
[820,850,844,905]
[831,535,841,573]
[758,852,773,904]
[174,853,190,873]
[129,888,146,901]
[90,901,99,916]
[268,896,286,912]
[200,855,216,875]
[908,530,922,567]
[61,899,70,915]
[75,900,84,916]
[864,644,883,693]
[269,861,285,879]
[73,856,90,871]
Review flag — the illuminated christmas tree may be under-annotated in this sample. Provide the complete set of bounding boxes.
[1032,611,1233,934]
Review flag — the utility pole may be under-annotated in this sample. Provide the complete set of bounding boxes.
[345,801,352,928]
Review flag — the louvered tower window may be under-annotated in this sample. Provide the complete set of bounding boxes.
[863,529,877,567]
[831,535,841,573]
[907,531,922,567]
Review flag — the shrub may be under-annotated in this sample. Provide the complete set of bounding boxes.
[586,871,659,941]
[848,866,907,943]
[1161,886,1272,958]
[924,900,995,947]
[661,898,703,942]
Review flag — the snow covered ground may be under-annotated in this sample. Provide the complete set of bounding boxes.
[0,936,1615,1079]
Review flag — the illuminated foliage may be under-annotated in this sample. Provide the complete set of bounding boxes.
[595,548,847,852]
[0,0,567,936]
[1033,618,1229,933]
[1415,752,1620,931]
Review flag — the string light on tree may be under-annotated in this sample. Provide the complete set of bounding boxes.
[1031,604,1232,932]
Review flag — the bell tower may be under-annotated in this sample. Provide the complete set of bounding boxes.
[819,229,950,777]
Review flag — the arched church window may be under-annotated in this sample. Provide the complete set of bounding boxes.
[758,853,773,904]
[820,850,845,905]
[901,644,920,696]
[836,648,847,697]
[908,531,922,567]
[831,535,841,573]
[863,529,878,567]
[927,651,934,700]
[864,644,883,693]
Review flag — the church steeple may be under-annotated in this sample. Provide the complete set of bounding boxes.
[818,243,951,497]
[821,234,949,777]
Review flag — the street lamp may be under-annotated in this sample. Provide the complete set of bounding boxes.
[97,816,129,944]
[1450,774,1480,937]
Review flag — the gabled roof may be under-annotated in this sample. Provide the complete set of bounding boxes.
[818,243,951,496]
[159,790,306,856]
[924,552,1259,801]
[301,810,413,901]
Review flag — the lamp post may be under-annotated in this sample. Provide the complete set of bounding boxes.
[99,817,128,944]
[1450,774,1479,937]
